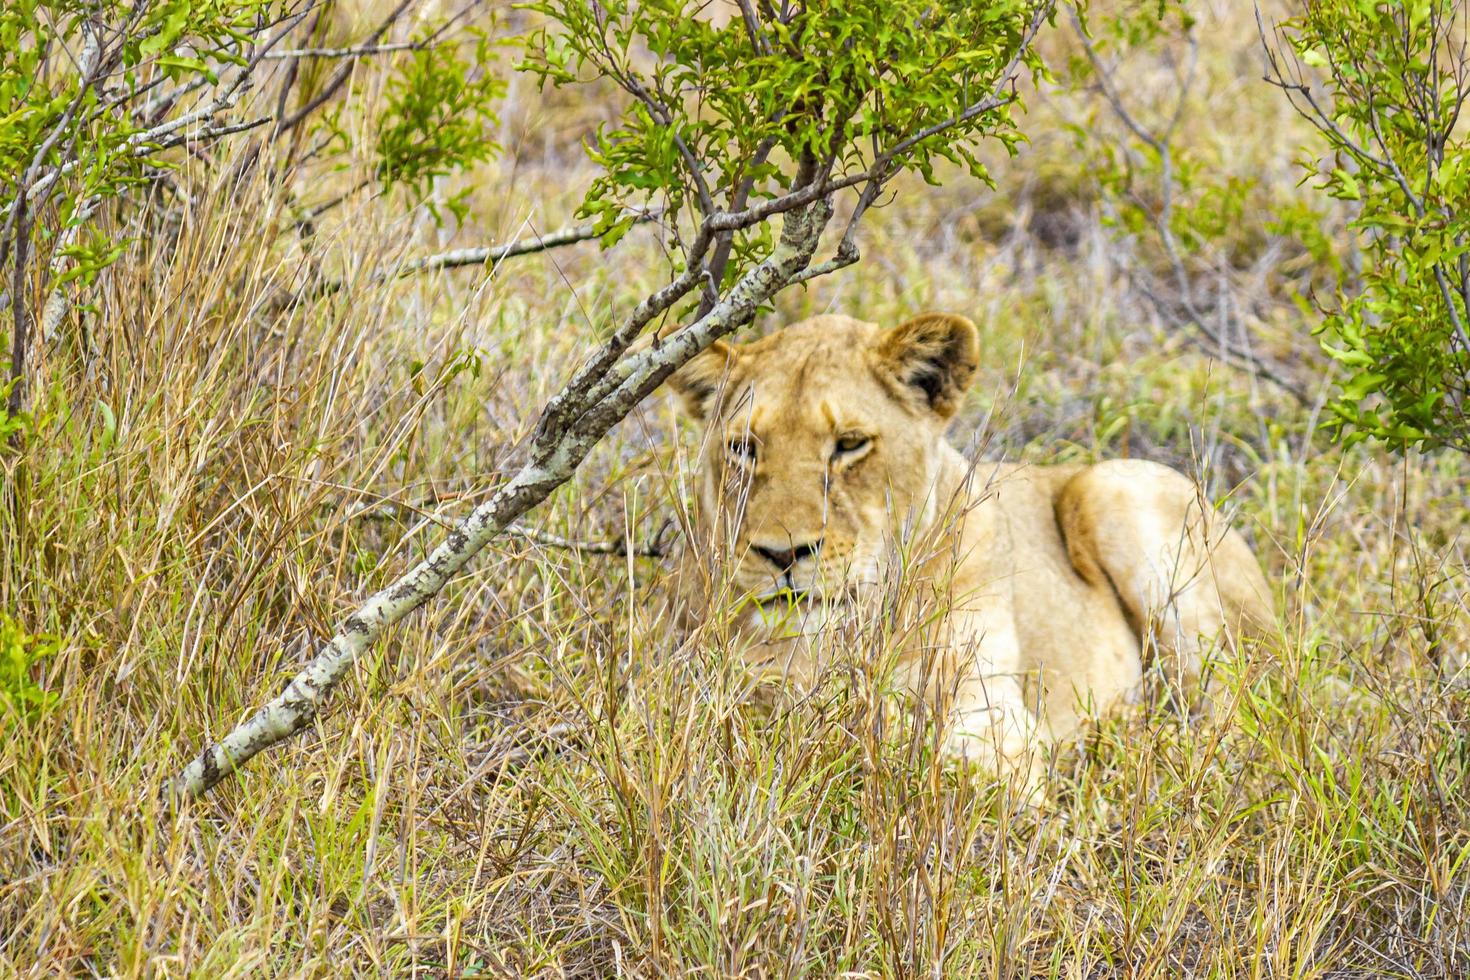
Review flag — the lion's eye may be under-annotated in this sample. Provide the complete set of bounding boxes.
[833,434,871,457]
[727,437,757,464]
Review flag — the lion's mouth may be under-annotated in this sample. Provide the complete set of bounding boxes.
[753,588,814,607]
[750,586,855,608]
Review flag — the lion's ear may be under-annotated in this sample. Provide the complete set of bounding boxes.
[874,312,980,418]
[666,340,737,420]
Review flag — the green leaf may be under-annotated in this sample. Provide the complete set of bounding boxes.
[156,54,218,83]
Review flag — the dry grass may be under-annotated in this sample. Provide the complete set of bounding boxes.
[2,1,1468,976]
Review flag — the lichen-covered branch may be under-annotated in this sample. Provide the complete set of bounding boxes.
[172,199,831,798]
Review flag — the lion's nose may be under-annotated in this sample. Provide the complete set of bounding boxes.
[751,538,823,572]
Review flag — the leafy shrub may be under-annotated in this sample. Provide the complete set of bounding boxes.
[374,32,505,223]
[1268,0,1470,453]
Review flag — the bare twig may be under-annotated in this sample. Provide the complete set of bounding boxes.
[505,522,672,559]
[270,210,664,314]
[263,41,424,59]
[6,196,31,421]
[274,0,415,137]
[389,215,657,278]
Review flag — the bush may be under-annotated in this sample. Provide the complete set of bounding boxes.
[1267,0,1470,453]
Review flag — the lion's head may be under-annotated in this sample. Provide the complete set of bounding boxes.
[669,312,981,615]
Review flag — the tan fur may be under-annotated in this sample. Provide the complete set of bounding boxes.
[668,313,1274,792]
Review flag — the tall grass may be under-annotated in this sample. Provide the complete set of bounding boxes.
[2,1,1467,975]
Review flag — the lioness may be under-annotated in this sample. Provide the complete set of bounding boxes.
[668,312,1273,790]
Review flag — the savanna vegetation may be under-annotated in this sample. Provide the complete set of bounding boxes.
[2,0,1468,975]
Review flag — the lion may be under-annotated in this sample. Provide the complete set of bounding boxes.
[666,312,1274,792]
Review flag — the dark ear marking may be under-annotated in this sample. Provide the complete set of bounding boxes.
[666,340,737,420]
[874,312,980,418]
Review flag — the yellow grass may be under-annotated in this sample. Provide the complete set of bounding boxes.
[1,1,1467,975]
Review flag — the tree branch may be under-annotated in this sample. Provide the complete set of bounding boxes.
[263,41,425,59]
[274,0,415,137]
[1,9,311,226]
[171,0,1055,798]
[504,522,672,558]
[172,198,831,799]
[283,210,664,310]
